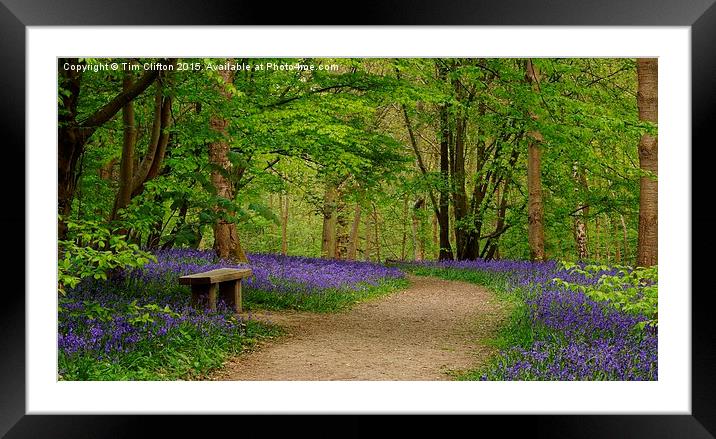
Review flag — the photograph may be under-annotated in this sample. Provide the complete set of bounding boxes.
[4,9,706,434]
[57,56,659,382]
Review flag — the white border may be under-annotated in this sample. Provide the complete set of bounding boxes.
[27,27,691,414]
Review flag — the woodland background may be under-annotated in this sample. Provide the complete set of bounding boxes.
[58,57,658,278]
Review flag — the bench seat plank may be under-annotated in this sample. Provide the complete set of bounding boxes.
[179,268,252,285]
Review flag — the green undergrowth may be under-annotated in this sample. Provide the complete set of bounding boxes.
[403,265,512,293]
[243,277,410,313]
[454,298,552,381]
[59,320,282,381]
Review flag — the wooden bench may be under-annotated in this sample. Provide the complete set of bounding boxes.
[179,268,252,313]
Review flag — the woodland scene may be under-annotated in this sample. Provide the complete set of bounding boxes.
[57,57,658,381]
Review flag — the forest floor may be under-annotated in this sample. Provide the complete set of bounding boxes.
[208,275,511,380]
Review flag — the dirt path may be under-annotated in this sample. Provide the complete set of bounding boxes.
[209,275,510,381]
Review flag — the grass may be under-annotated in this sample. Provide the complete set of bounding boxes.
[60,270,409,381]
[403,265,511,290]
[243,277,410,312]
[454,300,553,380]
[59,319,282,381]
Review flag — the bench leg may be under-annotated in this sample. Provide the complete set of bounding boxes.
[192,281,242,313]
[235,280,242,313]
[219,280,242,313]
[190,284,219,311]
[208,283,217,311]
[191,284,209,308]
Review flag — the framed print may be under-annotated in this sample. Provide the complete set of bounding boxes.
[4,0,711,437]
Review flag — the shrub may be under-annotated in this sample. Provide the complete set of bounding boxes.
[57,218,156,295]
[552,262,658,329]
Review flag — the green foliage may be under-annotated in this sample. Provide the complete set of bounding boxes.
[57,298,181,330]
[400,265,511,293]
[553,261,658,328]
[57,218,156,294]
[64,57,648,266]
[125,300,181,325]
[58,319,279,381]
[59,299,114,323]
[244,278,410,312]
[58,57,656,384]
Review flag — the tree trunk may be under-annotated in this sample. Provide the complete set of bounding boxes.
[269,193,276,248]
[525,59,546,262]
[612,215,621,263]
[347,203,361,260]
[99,158,116,181]
[432,212,438,259]
[130,66,176,199]
[572,164,589,261]
[372,202,381,262]
[161,199,190,249]
[401,96,451,261]
[411,198,424,261]
[111,60,177,227]
[364,210,372,262]
[604,216,612,263]
[526,127,546,262]
[450,77,481,261]
[483,179,510,260]
[110,71,137,220]
[57,58,163,238]
[146,218,164,249]
[335,196,349,260]
[438,100,454,261]
[573,212,588,261]
[321,183,338,259]
[636,58,658,267]
[281,193,289,256]
[452,79,467,259]
[208,63,247,262]
[57,58,84,239]
[401,197,408,260]
[594,215,601,261]
[620,214,629,264]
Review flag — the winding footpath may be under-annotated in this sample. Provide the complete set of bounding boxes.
[209,275,510,381]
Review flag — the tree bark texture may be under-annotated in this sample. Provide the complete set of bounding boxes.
[364,210,372,261]
[525,59,546,262]
[401,197,409,260]
[321,183,338,259]
[438,100,454,261]
[335,196,349,260]
[372,202,382,262]
[208,63,247,262]
[347,203,361,260]
[572,164,589,261]
[412,198,425,261]
[281,193,289,256]
[636,58,658,267]
[130,72,175,198]
[110,71,137,220]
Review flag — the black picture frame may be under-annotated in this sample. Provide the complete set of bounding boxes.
[3,0,709,437]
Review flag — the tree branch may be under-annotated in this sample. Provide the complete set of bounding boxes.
[80,59,174,134]
[260,84,368,109]
[401,104,440,217]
